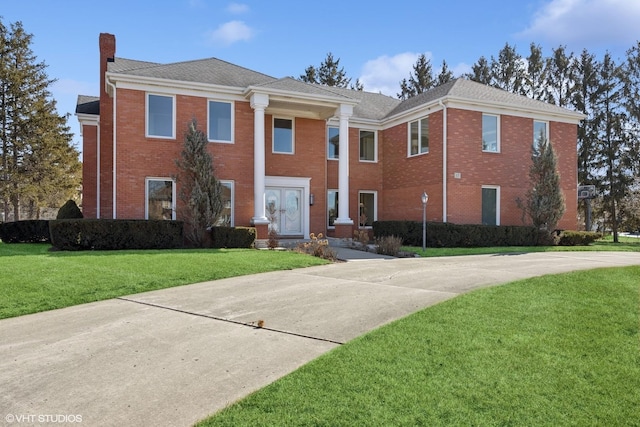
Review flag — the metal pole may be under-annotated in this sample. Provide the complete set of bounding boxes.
[422,202,426,251]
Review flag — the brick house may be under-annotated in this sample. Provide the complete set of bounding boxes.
[76,33,584,239]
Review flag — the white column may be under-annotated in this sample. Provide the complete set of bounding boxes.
[335,104,354,225]
[250,93,269,224]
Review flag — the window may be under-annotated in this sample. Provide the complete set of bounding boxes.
[214,181,234,226]
[482,114,499,152]
[208,100,233,143]
[147,94,174,138]
[273,118,294,153]
[359,130,376,161]
[409,117,429,156]
[481,186,500,226]
[328,190,338,227]
[358,191,376,227]
[146,178,175,220]
[533,120,547,150]
[327,126,339,159]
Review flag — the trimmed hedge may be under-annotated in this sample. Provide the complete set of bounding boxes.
[0,220,51,243]
[49,219,184,250]
[209,226,256,248]
[56,200,83,219]
[557,230,602,246]
[373,221,539,247]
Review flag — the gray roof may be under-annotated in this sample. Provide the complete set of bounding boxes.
[75,95,99,115]
[108,56,276,88]
[251,77,355,101]
[319,85,401,121]
[386,78,583,119]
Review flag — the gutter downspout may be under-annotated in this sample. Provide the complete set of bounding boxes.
[439,99,447,223]
[106,77,117,219]
[96,120,101,218]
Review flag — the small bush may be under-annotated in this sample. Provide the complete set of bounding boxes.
[56,200,83,219]
[558,230,602,246]
[296,233,336,260]
[267,228,279,249]
[353,229,370,245]
[210,226,256,248]
[49,219,183,250]
[0,220,50,243]
[376,235,403,256]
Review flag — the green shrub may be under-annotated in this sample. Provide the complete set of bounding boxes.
[0,220,50,243]
[56,200,83,219]
[557,230,602,246]
[373,221,539,247]
[49,219,184,250]
[209,226,256,248]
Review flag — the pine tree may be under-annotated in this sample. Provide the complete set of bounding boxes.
[518,138,566,240]
[490,43,526,94]
[466,56,492,85]
[523,43,548,101]
[299,53,354,88]
[175,119,223,247]
[436,60,454,86]
[0,19,80,221]
[546,46,574,107]
[397,54,434,100]
[299,65,318,84]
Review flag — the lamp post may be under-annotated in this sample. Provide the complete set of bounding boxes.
[421,191,429,251]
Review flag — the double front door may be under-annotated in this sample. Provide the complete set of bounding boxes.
[265,187,303,236]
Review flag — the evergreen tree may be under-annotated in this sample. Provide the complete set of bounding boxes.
[397,54,434,100]
[623,42,640,177]
[175,119,223,247]
[546,46,574,107]
[518,138,566,240]
[523,43,548,100]
[436,60,454,86]
[299,53,354,88]
[299,65,318,84]
[0,19,80,221]
[466,56,492,85]
[490,43,526,94]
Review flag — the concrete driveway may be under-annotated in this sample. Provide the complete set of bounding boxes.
[1,251,639,426]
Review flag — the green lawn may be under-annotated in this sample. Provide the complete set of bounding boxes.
[198,266,640,426]
[405,234,640,257]
[0,243,328,319]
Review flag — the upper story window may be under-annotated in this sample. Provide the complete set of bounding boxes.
[359,130,377,162]
[482,114,499,153]
[273,118,294,154]
[327,126,339,159]
[147,94,175,139]
[409,117,429,156]
[208,100,233,143]
[533,120,548,150]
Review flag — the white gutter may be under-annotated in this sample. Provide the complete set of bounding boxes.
[96,121,101,218]
[439,99,447,223]
[106,77,117,219]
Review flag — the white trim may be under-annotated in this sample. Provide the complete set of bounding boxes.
[145,177,176,220]
[207,99,234,143]
[146,93,176,139]
[265,176,311,238]
[327,125,340,160]
[358,129,377,163]
[358,190,377,228]
[272,116,295,154]
[481,113,500,153]
[407,116,429,157]
[481,185,501,226]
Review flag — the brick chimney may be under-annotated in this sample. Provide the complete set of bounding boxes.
[98,33,116,218]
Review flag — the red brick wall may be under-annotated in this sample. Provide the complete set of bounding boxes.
[99,34,115,218]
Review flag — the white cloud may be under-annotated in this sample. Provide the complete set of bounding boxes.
[227,2,249,14]
[358,52,427,96]
[206,20,254,46]
[518,0,640,46]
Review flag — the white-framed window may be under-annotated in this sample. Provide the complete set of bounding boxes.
[273,117,294,154]
[327,126,339,160]
[409,117,429,156]
[481,185,500,226]
[482,114,499,153]
[327,189,338,228]
[146,178,176,220]
[146,93,175,139]
[208,100,233,143]
[359,129,377,162]
[533,120,548,150]
[214,180,234,226]
[358,191,377,228]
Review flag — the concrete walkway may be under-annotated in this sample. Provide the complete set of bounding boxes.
[1,251,639,426]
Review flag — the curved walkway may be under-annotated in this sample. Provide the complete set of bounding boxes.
[1,251,639,426]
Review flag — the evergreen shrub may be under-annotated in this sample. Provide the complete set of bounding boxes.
[0,220,51,243]
[209,226,256,248]
[56,200,83,219]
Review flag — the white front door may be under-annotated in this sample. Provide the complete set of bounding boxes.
[265,187,303,236]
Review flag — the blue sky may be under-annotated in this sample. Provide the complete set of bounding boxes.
[2,0,640,153]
